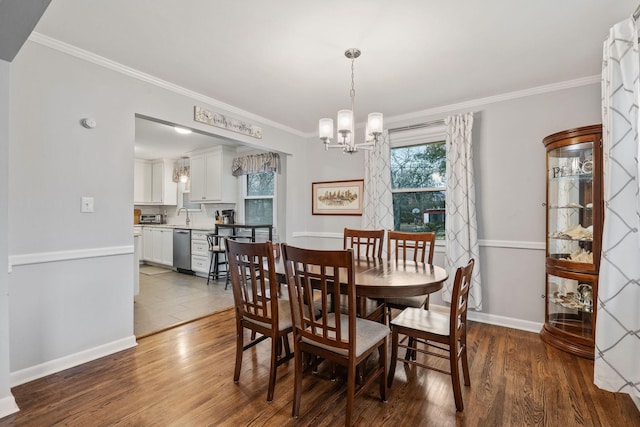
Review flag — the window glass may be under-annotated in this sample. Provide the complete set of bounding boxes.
[243,172,275,225]
[244,199,273,224]
[390,141,446,238]
[246,172,274,196]
[178,182,201,211]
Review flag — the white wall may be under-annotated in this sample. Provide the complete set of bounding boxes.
[296,83,602,328]
[7,40,307,381]
[0,58,18,417]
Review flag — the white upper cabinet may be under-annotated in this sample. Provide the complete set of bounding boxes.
[134,158,177,205]
[134,159,152,203]
[189,146,236,203]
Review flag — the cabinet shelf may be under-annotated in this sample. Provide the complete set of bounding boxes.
[548,236,593,242]
[541,124,602,359]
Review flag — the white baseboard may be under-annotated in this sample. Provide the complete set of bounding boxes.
[0,395,19,419]
[430,304,542,333]
[10,335,137,387]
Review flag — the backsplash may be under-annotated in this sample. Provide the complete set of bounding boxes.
[134,203,235,228]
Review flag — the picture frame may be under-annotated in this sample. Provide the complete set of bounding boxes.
[312,179,364,216]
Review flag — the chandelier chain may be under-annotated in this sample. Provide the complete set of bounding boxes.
[350,57,356,112]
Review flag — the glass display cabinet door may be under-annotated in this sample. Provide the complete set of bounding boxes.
[543,267,597,358]
[547,141,596,272]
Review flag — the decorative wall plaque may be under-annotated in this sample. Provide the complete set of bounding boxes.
[194,106,262,139]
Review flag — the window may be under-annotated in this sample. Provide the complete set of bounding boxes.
[243,172,276,225]
[177,182,202,211]
[390,129,446,238]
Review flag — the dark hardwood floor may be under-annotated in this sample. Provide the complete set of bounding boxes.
[1,308,638,426]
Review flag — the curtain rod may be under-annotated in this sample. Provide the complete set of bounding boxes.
[634,3,640,20]
[389,119,445,134]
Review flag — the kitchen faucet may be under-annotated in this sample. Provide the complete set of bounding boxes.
[177,208,191,226]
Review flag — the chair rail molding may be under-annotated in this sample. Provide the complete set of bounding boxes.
[8,245,134,272]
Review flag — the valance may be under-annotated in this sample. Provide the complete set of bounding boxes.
[232,152,279,176]
[172,158,190,183]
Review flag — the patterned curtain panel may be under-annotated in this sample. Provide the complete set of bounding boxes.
[362,130,394,235]
[232,152,280,176]
[595,17,640,398]
[443,113,482,310]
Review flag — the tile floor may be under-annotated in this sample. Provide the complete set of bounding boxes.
[134,265,234,336]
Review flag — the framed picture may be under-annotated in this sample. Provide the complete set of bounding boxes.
[312,179,364,216]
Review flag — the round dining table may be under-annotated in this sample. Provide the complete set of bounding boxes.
[271,256,448,299]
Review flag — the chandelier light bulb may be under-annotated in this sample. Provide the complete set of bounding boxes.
[367,113,383,134]
[337,110,353,134]
[319,118,333,139]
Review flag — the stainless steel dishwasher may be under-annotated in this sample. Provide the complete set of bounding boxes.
[173,228,192,274]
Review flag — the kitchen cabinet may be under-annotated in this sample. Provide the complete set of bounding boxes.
[189,147,236,203]
[141,226,174,267]
[540,124,602,359]
[191,230,212,275]
[134,158,178,205]
[142,227,154,261]
[134,159,152,203]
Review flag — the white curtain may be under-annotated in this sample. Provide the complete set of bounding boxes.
[595,16,640,398]
[362,130,394,232]
[443,113,482,310]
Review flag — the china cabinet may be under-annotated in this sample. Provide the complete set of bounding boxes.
[540,124,602,359]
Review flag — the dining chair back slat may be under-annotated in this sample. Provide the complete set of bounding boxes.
[387,230,435,263]
[343,228,385,259]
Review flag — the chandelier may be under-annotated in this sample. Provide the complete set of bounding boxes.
[319,48,383,153]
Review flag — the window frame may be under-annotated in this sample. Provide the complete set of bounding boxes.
[389,124,447,237]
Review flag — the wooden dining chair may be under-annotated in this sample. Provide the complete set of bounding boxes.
[343,228,384,259]
[383,230,436,323]
[342,228,386,322]
[282,244,389,427]
[387,258,475,412]
[226,239,293,402]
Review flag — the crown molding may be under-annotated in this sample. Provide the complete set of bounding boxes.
[300,74,601,138]
[384,75,601,126]
[28,32,598,140]
[27,32,307,138]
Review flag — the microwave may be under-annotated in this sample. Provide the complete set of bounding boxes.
[139,214,163,224]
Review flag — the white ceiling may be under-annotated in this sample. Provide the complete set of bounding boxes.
[133,116,236,160]
[33,0,637,138]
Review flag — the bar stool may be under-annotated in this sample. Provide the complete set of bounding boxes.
[206,234,252,288]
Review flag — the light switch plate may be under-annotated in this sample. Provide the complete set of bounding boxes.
[81,196,94,213]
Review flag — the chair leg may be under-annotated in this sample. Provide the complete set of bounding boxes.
[450,342,464,411]
[387,328,399,388]
[267,335,278,402]
[283,334,292,358]
[207,252,216,285]
[346,361,356,427]
[234,322,244,384]
[379,339,387,402]
[292,347,303,418]
[405,336,417,361]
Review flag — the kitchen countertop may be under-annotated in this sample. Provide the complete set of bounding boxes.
[136,224,218,231]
